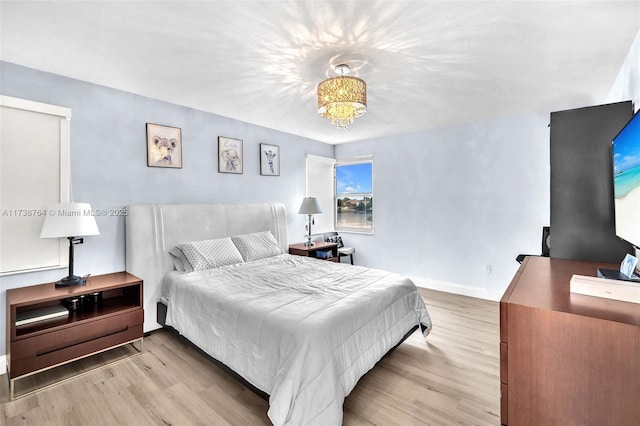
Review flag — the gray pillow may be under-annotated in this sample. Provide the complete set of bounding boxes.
[231,231,284,261]
[168,247,190,272]
[172,237,244,271]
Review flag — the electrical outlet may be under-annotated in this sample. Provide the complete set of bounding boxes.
[484,264,492,274]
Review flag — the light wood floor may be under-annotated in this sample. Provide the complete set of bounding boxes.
[0,288,500,425]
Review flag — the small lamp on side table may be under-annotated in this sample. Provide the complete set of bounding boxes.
[40,203,100,287]
[298,197,322,246]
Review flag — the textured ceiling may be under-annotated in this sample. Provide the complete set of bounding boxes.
[1,1,639,144]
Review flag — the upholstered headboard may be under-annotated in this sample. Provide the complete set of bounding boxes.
[125,203,288,332]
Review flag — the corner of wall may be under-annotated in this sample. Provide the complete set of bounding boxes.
[410,275,504,302]
[607,28,640,106]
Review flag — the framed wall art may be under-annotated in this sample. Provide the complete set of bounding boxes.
[146,123,182,168]
[218,136,243,174]
[260,143,280,176]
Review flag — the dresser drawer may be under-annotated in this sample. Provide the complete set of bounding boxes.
[10,308,143,378]
[500,382,508,425]
[500,342,508,383]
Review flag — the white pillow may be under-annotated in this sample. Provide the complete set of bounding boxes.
[231,231,284,261]
[172,237,244,271]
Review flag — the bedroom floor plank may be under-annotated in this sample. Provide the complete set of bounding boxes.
[0,287,499,425]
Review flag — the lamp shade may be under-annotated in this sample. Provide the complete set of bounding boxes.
[298,197,322,215]
[317,64,367,129]
[40,203,100,238]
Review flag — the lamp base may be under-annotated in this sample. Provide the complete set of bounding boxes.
[55,275,87,287]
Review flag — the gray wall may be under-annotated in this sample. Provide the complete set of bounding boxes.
[550,102,634,262]
[0,61,334,356]
[335,112,551,298]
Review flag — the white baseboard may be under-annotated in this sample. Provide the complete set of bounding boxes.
[410,276,503,302]
[0,355,6,375]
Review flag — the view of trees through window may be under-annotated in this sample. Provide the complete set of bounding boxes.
[335,161,373,233]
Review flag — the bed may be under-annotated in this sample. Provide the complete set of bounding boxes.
[125,203,432,425]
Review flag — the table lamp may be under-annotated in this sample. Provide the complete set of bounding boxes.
[40,202,100,287]
[298,197,322,246]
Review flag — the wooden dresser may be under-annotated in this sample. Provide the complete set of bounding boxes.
[6,272,144,399]
[500,256,640,426]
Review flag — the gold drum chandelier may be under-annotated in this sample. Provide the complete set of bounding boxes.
[317,64,367,129]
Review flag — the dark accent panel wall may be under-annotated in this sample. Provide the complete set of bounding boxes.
[550,101,634,262]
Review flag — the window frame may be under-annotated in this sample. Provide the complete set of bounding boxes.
[334,156,374,234]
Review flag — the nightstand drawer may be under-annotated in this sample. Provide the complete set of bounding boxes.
[289,242,339,262]
[10,309,143,378]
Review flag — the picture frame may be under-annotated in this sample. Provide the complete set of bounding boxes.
[260,143,280,176]
[218,136,243,174]
[146,123,182,168]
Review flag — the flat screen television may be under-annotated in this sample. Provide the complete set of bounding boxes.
[612,108,640,249]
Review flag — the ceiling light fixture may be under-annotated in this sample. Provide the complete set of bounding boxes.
[317,64,367,129]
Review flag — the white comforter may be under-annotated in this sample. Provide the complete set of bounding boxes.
[165,253,432,425]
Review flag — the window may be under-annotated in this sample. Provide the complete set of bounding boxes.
[335,158,373,233]
[0,96,71,274]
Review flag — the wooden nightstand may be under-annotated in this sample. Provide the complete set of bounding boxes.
[6,272,144,399]
[289,241,339,262]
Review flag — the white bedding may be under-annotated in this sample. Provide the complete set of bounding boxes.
[164,253,432,425]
